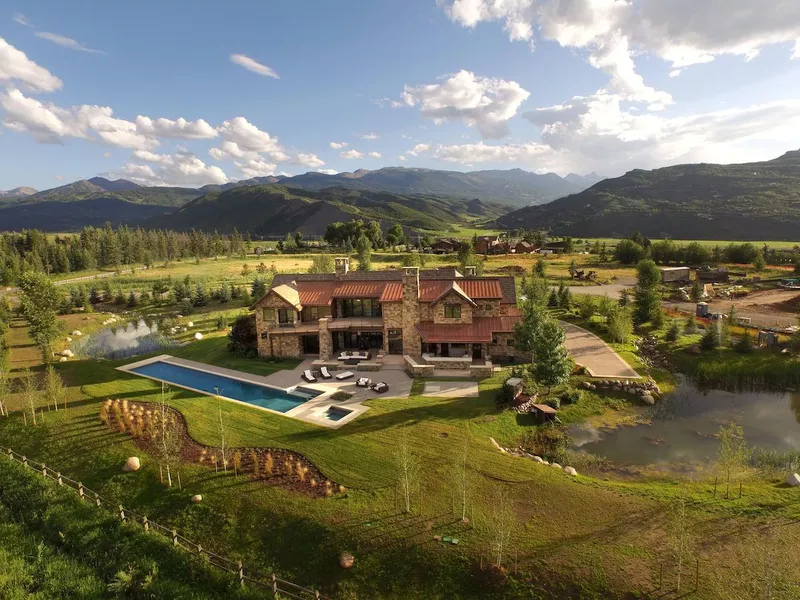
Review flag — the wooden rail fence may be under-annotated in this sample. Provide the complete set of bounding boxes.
[3,447,330,600]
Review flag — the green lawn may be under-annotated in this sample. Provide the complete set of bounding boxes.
[2,316,800,598]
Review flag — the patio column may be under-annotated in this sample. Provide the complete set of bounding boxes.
[318,317,332,361]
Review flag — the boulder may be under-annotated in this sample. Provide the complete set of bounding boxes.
[71,330,82,336]
[533,456,544,464]
[641,394,655,405]
[122,457,141,472]
[66,337,72,342]
[194,332,203,340]
[551,462,563,470]
[582,381,593,390]
[564,466,578,476]
[59,357,68,362]
[339,551,355,569]
[488,437,502,451]
[191,494,203,503]
[60,349,74,358]
[187,321,194,327]
[787,473,800,487]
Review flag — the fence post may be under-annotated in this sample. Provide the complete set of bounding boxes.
[272,574,278,598]
[143,516,149,532]
[57,472,63,486]
[78,482,84,501]
[172,529,178,546]
[197,544,203,555]
[6,448,11,460]
[41,463,47,477]
[238,561,244,587]
[315,591,321,599]
[22,455,27,467]
[118,505,126,522]
[95,493,101,507]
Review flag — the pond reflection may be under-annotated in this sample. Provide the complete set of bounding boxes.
[72,319,175,360]
[571,378,800,466]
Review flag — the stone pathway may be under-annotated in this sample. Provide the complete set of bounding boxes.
[561,322,640,379]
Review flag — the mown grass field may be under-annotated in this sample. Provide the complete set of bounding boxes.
[2,300,800,598]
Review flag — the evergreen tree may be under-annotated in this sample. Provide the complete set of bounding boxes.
[127,291,138,308]
[607,306,633,343]
[535,257,547,278]
[701,325,719,350]
[665,319,680,342]
[691,279,702,303]
[558,286,573,310]
[684,315,698,334]
[219,281,231,303]
[547,289,559,307]
[251,277,267,300]
[734,330,754,353]
[533,319,574,395]
[194,284,208,307]
[633,259,661,325]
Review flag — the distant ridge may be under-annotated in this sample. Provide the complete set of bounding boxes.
[497,150,800,240]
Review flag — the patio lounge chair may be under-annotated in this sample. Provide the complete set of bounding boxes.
[335,371,355,380]
[356,377,371,388]
[320,366,333,379]
[302,369,317,383]
[372,382,389,394]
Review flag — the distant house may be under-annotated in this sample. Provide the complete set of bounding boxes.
[543,241,571,253]
[430,239,458,254]
[512,241,537,254]
[697,267,730,283]
[475,236,500,255]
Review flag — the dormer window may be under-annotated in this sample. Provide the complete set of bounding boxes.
[444,304,461,319]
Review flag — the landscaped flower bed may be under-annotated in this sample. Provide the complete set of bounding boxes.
[100,398,344,498]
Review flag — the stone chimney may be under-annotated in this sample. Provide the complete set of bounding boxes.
[402,267,421,357]
[464,265,477,277]
[334,257,350,278]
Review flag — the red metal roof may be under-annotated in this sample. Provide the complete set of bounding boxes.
[332,281,387,298]
[415,316,519,343]
[419,279,503,301]
[296,281,337,306]
[379,282,403,302]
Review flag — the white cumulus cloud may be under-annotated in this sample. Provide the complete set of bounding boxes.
[0,37,62,92]
[294,153,325,168]
[329,141,348,149]
[230,54,279,78]
[361,132,380,140]
[317,168,337,175]
[367,151,382,158]
[216,117,287,160]
[406,143,431,156]
[401,70,530,138]
[340,149,364,159]
[124,149,228,186]
[135,116,218,139]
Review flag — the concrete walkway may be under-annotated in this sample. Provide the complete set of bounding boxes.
[561,322,640,379]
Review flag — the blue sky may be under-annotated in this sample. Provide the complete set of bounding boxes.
[1,0,799,190]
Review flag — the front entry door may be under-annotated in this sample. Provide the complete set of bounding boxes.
[472,345,482,360]
[441,343,449,357]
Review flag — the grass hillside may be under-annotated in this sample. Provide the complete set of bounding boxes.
[498,150,800,240]
[152,184,509,234]
[26,180,201,207]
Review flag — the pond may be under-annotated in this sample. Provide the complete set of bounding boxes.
[570,377,800,467]
[72,319,176,360]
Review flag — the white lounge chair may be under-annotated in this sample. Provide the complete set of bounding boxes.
[320,366,333,379]
[372,382,389,394]
[302,369,317,383]
[335,371,355,380]
[356,377,371,388]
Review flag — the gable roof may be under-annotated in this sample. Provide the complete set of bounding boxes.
[269,284,302,310]
[430,281,477,307]
[416,316,519,343]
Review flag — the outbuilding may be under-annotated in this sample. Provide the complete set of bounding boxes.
[659,266,691,283]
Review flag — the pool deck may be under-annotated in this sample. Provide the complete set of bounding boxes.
[118,355,413,429]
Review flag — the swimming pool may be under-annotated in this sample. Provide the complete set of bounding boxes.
[129,360,320,413]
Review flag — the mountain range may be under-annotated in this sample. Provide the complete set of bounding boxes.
[150,185,509,235]
[497,151,800,240]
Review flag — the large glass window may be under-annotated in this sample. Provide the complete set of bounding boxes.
[277,308,291,325]
[263,308,275,321]
[444,304,461,319]
[341,298,382,318]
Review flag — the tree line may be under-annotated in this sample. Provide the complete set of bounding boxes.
[614,232,800,269]
[0,225,252,286]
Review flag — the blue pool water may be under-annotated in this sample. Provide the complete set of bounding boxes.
[130,361,319,413]
[325,406,352,422]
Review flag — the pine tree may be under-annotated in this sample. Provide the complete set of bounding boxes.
[633,259,661,325]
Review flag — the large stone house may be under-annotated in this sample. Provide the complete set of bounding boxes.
[251,257,523,364]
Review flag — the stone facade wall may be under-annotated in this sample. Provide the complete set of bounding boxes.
[381,302,403,353]
[404,355,434,378]
[431,292,473,324]
[473,300,507,317]
[264,334,303,358]
[488,332,525,360]
[254,293,299,357]
[470,363,493,379]
[419,303,432,321]
[402,268,422,358]
[318,317,332,360]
